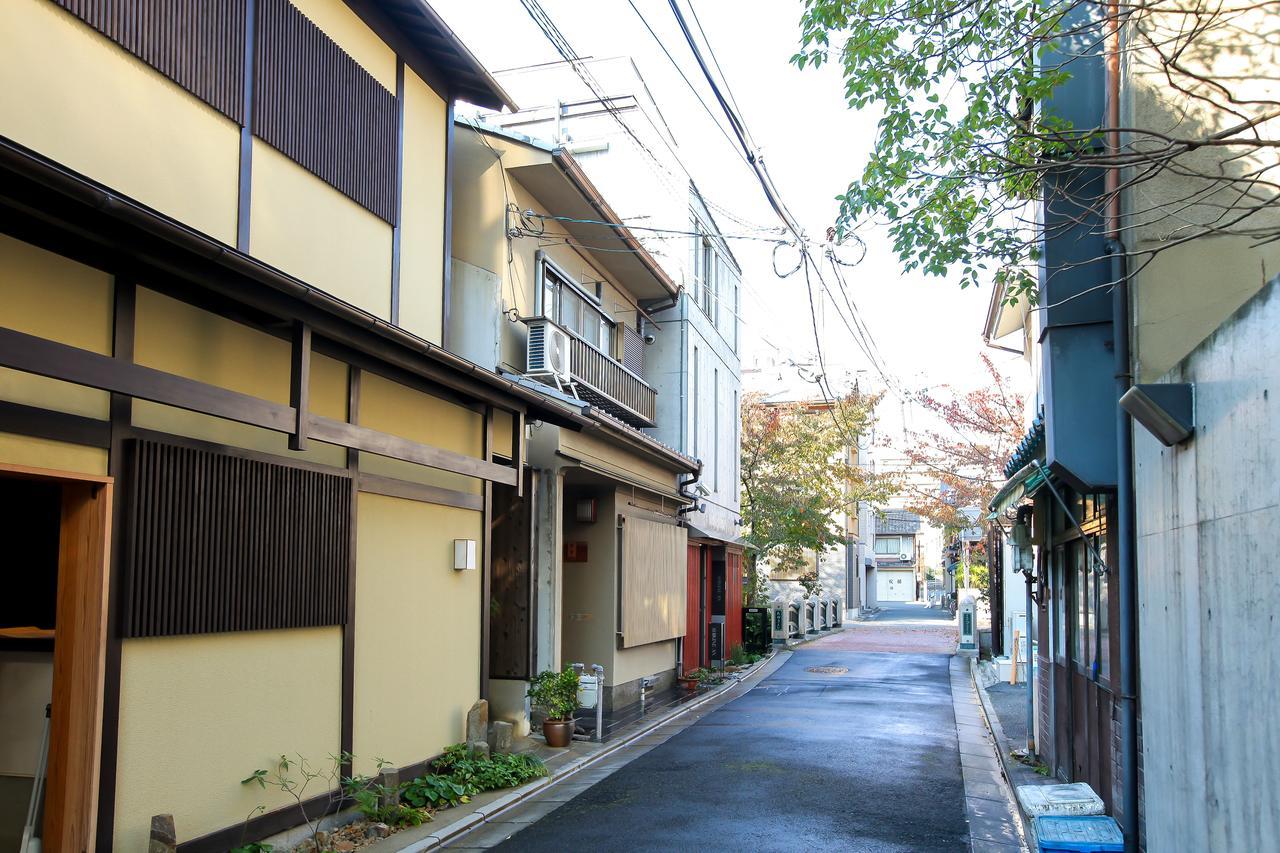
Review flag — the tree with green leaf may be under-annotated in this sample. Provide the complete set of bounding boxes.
[739,391,894,602]
[792,0,1280,297]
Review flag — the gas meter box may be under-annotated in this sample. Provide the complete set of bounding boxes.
[577,673,599,710]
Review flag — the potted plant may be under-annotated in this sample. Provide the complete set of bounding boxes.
[677,669,701,691]
[528,666,579,747]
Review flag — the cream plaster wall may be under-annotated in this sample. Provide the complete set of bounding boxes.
[397,69,448,344]
[0,0,240,244]
[0,652,53,776]
[112,627,342,851]
[449,131,644,374]
[1123,5,1280,380]
[353,493,482,775]
[250,141,394,319]
[0,434,108,476]
[357,371,484,492]
[0,234,113,420]
[132,287,349,466]
[560,486,618,683]
[559,429,680,499]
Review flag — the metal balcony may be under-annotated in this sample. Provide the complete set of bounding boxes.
[567,335,657,428]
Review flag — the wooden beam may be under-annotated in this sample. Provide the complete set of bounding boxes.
[0,325,522,486]
[0,325,295,433]
[289,322,312,451]
[356,472,483,510]
[308,415,518,487]
[0,400,110,448]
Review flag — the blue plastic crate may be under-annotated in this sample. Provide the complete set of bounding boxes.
[1035,815,1124,853]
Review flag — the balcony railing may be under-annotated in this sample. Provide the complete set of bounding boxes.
[567,335,657,427]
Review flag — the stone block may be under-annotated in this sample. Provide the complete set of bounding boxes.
[366,822,392,839]
[489,720,514,755]
[148,814,177,853]
[467,738,490,759]
[466,699,489,744]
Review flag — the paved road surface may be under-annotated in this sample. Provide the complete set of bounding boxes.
[466,603,968,852]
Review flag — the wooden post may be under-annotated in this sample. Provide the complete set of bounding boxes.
[1010,629,1021,685]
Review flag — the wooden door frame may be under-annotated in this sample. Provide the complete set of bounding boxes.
[0,463,113,853]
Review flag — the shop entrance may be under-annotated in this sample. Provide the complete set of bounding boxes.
[0,464,112,853]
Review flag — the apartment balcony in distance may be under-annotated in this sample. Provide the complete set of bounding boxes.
[523,317,657,428]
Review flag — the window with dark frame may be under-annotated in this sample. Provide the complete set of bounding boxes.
[541,260,616,355]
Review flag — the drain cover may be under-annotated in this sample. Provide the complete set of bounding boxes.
[805,666,848,675]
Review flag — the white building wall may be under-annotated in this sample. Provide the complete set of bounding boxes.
[1133,279,1279,853]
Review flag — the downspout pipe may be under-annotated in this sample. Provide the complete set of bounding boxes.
[1105,3,1140,847]
[1110,239,1139,851]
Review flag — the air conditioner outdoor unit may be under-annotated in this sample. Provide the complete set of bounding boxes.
[524,317,574,393]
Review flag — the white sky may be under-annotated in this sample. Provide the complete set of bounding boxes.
[433,0,1030,444]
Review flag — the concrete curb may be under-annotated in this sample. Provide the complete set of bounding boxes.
[971,663,1040,847]
[388,650,793,851]
[968,659,1032,851]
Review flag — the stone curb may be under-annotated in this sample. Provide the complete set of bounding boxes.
[387,650,792,852]
[782,625,847,649]
[968,659,1033,851]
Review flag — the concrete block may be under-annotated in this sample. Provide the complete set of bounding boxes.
[467,739,490,759]
[1015,781,1104,817]
[489,720,514,755]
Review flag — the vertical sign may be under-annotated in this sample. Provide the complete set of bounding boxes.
[708,620,724,663]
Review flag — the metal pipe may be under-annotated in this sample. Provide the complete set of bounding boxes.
[1110,240,1139,850]
[1026,568,1036,754]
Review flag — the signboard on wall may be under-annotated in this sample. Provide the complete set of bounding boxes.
[708,619,724,663]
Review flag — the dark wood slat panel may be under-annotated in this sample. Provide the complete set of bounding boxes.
[121,438,350,637]
[51,0,247,123]
[253,0,397,223]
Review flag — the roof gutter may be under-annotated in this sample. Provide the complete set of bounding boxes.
[551,149,680,306]
[0,137,577,425]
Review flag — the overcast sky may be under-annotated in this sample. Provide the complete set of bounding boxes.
[433,0,1029,443]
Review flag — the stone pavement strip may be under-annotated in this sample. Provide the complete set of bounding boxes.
[951,656,1028,853]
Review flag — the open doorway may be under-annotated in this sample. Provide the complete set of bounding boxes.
[0,465,112,853]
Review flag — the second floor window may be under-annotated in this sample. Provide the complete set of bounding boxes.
[542,260,616,354]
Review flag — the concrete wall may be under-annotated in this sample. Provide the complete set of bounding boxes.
[1134,279,1279,852]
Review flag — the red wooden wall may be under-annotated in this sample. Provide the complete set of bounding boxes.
[683,543,702,673]
[725,550,743,653]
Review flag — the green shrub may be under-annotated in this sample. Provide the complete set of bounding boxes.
[401,774,470,809]
[432,744,548,796]
[527,666,580,720]
[729,644,749,665]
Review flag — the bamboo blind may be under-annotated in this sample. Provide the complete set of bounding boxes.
[619,516,687,648]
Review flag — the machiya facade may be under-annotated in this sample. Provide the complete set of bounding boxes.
[0,1,589,850]
[473,58,751,674]
[447,121,703,732]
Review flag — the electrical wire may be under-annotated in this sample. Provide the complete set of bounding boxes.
[521,210,786,242]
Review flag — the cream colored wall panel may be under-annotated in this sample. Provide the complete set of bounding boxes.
[0,233,113,417]
[359,372,482,458]
[310,353,350,421]
[0,652,53,776]
[0,433,108,475]
[398,69,448,344]
[112,627,342,851]
[353,493,482,774]
[132,402,348,469]
[613,640,677,686]
[135,287,291,402]
[560,488,617,683]
[250,141,393,319]
[559,430,679,498]
[289,0,396,92]
[0,0,240,243]
[358,453,481,495]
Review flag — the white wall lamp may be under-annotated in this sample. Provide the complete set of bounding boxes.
[1119,383,1195,446]
[453,539,477,571]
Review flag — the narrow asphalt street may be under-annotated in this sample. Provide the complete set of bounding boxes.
[450,602,989,852]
